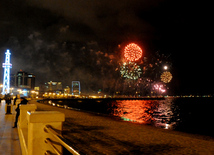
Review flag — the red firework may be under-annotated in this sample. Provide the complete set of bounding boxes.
[124,43,142,61]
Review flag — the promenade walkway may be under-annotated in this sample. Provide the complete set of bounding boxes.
[0,100,21,155]
[31,100,214,155]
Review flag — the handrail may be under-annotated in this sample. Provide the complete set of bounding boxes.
[44,125,80,155]
[45,138,62,155]
[45,150,57,155]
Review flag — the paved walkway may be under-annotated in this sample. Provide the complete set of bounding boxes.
[32,100,214,155]
[0,100,21,155]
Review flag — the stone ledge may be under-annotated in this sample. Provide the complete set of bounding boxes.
[27,111,65,123]
[20,104,37,110]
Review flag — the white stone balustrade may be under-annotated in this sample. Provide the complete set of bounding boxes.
[27,111,65,155]
[19,104,37,128]
[18,104,37,155]
[18,104,65,155]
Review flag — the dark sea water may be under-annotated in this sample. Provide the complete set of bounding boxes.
[40,97,214,137]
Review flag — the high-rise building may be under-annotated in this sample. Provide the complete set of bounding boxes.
[64,86,70,94]
[27,73,35,89]
[72,81,81,95]
[45,81,62,93]
[11,70,35,89]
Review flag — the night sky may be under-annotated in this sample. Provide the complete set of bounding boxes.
[0,0,212,95]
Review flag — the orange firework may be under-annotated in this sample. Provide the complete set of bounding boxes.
[124,43,143,62]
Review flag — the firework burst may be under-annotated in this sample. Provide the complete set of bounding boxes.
[124,43,143,62]
[160,71,172,83]
[120,62,142,80]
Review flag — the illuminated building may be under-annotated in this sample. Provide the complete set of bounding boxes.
[45,81,62,93]
[34,87,39,91]
[64,86,70,94]
[72,81,81,95]
[27,73,35,89]
[11,70,35,89]
[2,49,12,95]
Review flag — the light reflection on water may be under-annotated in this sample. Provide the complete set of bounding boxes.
[111,99,177,129]
[111,100,159,124]
[152,99,178,129]
[45,97,214,136]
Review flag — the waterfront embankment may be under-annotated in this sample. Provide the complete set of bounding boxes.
[30,100,214,155]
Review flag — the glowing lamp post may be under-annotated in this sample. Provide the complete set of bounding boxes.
[2,50,12,95]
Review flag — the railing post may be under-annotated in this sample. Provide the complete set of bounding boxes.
[27,111,65,155]
[19,104,37,128]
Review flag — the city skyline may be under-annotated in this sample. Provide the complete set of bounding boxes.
[0,0,212,95]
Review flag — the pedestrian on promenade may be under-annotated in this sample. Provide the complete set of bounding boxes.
[12,97,28,128]
[5,93,11,105]
[13,95,18,105]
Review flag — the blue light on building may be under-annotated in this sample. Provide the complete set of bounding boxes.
[2,49,12,95]
[72,81,81,95]
[22,89,28,97]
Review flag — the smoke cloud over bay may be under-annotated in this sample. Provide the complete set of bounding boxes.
[0,0,212,94]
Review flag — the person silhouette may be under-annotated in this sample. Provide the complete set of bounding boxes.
[12,97,28,128]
